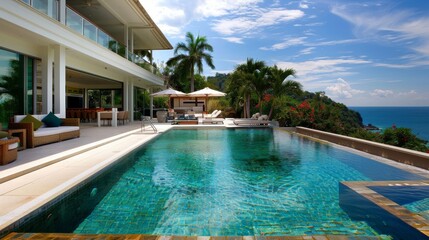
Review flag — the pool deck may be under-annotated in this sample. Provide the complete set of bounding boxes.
[0,122,428,239]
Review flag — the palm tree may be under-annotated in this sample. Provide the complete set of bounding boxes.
[166,32,215,92]
[252,66,270,114]
[226,58,266,118]
[267,65,302,119]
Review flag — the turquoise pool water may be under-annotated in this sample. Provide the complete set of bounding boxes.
[67,129,424,236]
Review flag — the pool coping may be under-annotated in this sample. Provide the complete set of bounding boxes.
[2,232,384,239]
[341,180,429,238]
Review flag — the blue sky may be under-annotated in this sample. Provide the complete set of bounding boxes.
[142,0,429,106]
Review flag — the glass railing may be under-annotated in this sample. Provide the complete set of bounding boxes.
[28,0,59,20]
[20,0,158,74]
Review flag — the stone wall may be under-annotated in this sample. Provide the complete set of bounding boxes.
[295,127,429,170]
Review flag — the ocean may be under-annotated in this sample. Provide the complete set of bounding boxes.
[350,107,429,142]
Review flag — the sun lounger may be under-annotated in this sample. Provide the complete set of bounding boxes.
[232,119,270,126]
[201,110,224,124]
[202,118,224,124]
[204,110,221,119]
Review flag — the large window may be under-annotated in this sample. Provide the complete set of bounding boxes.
[88,89,122,109]
[0,49,38,129]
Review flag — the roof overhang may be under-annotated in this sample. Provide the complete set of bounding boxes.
[67,0,172,50]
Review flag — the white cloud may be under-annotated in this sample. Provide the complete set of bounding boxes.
[300,47,315,55]
[308,39,361,46]
[294,22,323,27]
[325,78,364,99]
[222,37,244,44]
[277,58,370,79]
[398,90,417,96]
[261,37,360,51]
[370,89,394,98]
[212,9,304,36]
[299,2,309,9]
[331,4,429,62]
[195,0,262,18]
[275,58,371,91]
[141,0,304,38]
[260,37,307,50]
[140,1,189,36]
[141,0,262,37]
[373,63,415,69]
[211,17,253,35]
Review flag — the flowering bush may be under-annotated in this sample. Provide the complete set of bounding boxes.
[382,127,428,152]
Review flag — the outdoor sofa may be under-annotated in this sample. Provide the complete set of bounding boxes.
[232,113,270,126]
[9,113,80,148]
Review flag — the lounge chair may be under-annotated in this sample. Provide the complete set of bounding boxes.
[232,114,270,127]
[204,110,220,119]
[201,110,224,124]
[233,119,270,126]
[202,118,224,124]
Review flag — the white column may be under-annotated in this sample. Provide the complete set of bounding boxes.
[58,0,66,23]
[123,80,129,111]
[124,25,129,60]
[112,108,118,127]
[128,81,134,122]
[150,88,154,119]
[41,46,54,114]
[54,45,66,117]
[129,28,134,56]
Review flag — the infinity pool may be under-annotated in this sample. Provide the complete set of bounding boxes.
[17,129,427,237]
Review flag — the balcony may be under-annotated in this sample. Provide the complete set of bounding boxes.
[20,0,158,74]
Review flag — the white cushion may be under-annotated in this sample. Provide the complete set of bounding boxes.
[34,126,79,137]
[8,142,18,150]
[258,115,268,121]
[251,112,261,119]
[1,137,18,150]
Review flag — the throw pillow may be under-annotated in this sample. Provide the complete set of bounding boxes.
[42,112,61,127]
[20,114,43,131]
[0,131,9,139]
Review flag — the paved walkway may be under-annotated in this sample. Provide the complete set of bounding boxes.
[0,122,170,183]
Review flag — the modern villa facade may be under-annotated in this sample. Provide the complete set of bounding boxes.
[0,0,172,128]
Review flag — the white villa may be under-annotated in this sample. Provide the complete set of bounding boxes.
[0,0,172,128]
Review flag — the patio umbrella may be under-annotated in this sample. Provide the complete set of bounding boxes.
[150,87,186,109]
[188,87,226,112]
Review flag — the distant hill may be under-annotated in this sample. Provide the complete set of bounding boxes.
[207,73,229,91]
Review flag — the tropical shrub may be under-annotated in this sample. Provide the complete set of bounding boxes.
[382,127,429,152]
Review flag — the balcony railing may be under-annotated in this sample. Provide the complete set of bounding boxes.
[20,0,157,74]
